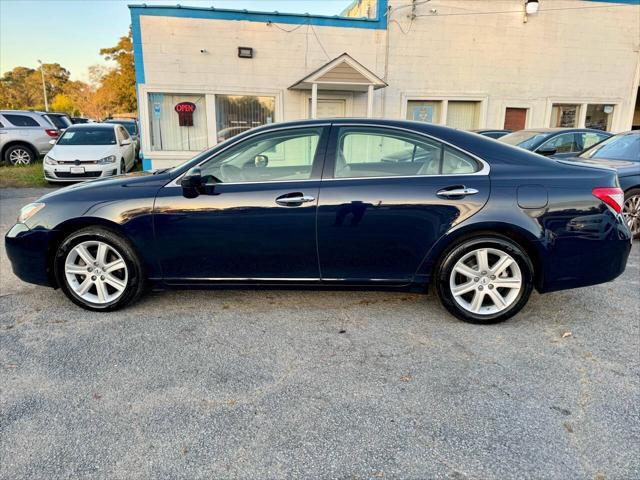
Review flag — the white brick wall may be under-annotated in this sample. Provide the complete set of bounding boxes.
[136,0,640,167]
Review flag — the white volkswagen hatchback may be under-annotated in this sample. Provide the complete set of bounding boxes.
[44,123,136,183]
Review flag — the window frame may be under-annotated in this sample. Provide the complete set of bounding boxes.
[3,114,40,127]
[535,132,580,154]
[322,123,489,181]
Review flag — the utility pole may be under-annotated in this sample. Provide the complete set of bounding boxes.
[37,60,48,111]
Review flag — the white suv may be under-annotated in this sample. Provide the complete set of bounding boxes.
[43,123,136,183]
[0,110,60,165]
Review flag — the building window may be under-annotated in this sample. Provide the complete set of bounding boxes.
[550,104,580,128]
[585,104,614,131]
[504,107,528,131]
[148,93,208,151]
[215,95,275,143]
[446,101,480,130]
[406,100,442,124]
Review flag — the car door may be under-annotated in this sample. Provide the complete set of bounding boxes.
[153,125,329,281]
[316,124,490,283]
[118,126,135,169]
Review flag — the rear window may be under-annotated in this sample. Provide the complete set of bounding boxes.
[500,131,550,150]
[45,114,72,129]
[57,127,116,146]
[3,114,40,127]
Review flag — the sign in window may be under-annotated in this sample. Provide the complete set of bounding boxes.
[148,93,207,151]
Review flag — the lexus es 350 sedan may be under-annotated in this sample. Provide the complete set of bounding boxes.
[5,119,632,323]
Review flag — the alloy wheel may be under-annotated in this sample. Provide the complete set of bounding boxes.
[64,240,128,304]
[449,247,522,315]
[8,148,32,165]
[623,194,640,237]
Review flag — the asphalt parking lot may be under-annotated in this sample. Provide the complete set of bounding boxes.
[1,187,639,480]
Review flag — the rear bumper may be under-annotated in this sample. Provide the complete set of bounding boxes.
[539,212,632,293]
[5,223,55,287]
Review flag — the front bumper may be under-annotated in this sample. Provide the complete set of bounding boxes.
[44,164,118,183]
[5,223,56,287]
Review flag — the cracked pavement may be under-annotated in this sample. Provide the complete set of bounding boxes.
[1,188,639,479]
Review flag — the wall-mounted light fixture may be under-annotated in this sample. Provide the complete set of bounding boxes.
[238,47,253,58]
[524,0,539,22]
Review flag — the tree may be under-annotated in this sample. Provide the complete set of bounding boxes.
[0,64,70,110]
[98,29,137,114]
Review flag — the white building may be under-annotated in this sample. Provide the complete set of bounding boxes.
[129,0,640,170]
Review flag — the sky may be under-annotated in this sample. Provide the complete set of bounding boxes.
[0,0,354,81]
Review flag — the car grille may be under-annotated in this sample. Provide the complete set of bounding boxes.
[54,171,102,178]
[56,160,99,165]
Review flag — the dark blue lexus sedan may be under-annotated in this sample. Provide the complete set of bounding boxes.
[5,119,633,323]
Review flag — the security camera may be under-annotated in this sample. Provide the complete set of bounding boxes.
[199,48,208,54]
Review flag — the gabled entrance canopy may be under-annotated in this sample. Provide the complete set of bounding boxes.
[289,53,387,118]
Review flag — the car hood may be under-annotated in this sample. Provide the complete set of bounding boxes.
[49,145,116,161]
[562,156,640,176]
[39,170,171,201]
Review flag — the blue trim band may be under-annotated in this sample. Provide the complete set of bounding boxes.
[130,9,145,85]
[142,157,152,171]
[128,1,388,30]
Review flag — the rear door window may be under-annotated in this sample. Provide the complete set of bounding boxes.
[3,114,40,127]
[333,127,479,178]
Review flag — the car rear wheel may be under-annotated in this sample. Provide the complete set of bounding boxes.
[5,145,35,165]
[54,227,146,311]
[435,236,534,324]
[623,188,640,239]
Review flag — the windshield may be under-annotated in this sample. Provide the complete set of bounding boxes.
[57,128,116,146]
[499,131,550,150]
[580,133,640,161]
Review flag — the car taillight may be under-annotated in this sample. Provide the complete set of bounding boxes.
[45,129,59,137]
[592,187,624,213]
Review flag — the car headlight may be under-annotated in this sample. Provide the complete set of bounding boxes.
[97,155,116,165]
[18,202,45,223]
[44,155,58,165]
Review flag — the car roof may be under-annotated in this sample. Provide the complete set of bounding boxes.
[66,123,116,129]
[514,127,607,134]
[105,119,136,123]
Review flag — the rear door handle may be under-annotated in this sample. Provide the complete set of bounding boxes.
[436,187,479,198]
[275,193,316,206]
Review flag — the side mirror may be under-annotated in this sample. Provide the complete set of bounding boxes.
[254,154,269,168]
[537,146,557,156]
[181,166,202,192]
[121,138,132,146]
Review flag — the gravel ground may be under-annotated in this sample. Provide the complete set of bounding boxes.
[1,188,639,480]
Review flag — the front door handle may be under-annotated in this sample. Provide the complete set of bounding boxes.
[436,186,479,198]
[275,193,316,206]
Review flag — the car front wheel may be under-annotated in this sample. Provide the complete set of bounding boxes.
[54,227,146,311]
[435,236,534,324]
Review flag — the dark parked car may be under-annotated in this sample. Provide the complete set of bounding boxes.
[71,117,91,124]
[43,112,73,131]
[471,129,512,139]
[564,131,640,238]
[5,119,632,323]
[104,119,140,158]
[499,128,611,158]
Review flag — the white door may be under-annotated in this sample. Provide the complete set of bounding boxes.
[308,98,347,119]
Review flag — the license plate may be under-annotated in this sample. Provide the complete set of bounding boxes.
[70,166,85,174]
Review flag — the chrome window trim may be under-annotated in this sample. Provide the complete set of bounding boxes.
[164,121,490,188]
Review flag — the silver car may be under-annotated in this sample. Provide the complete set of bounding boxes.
[0,110,60,165]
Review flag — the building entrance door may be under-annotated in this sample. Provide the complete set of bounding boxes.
[308,98,347,118]
[504,107,527,130]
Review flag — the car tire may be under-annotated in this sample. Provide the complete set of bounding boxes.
[4,144,35,165]
[623,188,640,239]
[434,235,534,324]
[54,226,146,311]
[120,159,126,174]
